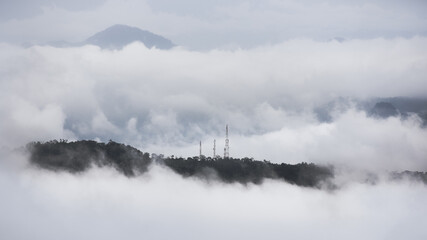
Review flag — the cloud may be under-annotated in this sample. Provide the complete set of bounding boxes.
[1,2,426,238]
[0,154,426,240]
[0,0,426,49]
[1,38,427,171]
[0,0,106,21]
[231,110,427,171]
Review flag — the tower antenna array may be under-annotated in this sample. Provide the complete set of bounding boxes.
[224,124,229,158]
[213,139,216,158]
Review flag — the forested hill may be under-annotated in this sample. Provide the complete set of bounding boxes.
[26,140,334,188]
[25,140,427,187]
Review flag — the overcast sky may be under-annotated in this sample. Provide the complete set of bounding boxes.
[1,1,427,239]
[1,38,427,170]
[1,0,427,49]
[0,0,427,168]
[0,0,426,166]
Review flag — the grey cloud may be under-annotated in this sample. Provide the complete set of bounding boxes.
[1,1,426,238]
[0,155,426,240]
[1,0,426,49]
[0,0,106,21]
[1,38,427,171]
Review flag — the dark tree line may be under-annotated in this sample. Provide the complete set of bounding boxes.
[27,140,334,187]
[390,171,427,184]
[160,156,333,187]
[27,140,427,187]
[27,140,151,176]
[26,140,331,188]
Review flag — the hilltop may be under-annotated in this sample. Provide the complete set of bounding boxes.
[26,140,333,188]
[26,140,427,188]
[38,24,175,50]
[85,24,175,50]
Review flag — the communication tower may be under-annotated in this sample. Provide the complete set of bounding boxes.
[213,139,216,158]
[199,140,202,158]
[224,124,229,158]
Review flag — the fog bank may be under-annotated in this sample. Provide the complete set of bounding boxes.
[0,153,426,240]
[1,38,426,171]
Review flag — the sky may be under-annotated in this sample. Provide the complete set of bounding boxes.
[1,0,427,239]
[1,0,427,49]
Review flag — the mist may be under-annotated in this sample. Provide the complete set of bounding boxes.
[1,0,427,49]
[1,38,427,171]
[1,1,427,237]
[1,151,427,240]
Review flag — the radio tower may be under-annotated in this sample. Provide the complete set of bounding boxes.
[199,140,202,158]
[213,139,216,158]
[224,124,229,158]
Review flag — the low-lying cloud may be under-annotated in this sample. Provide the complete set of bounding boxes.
[2,2,427,239]
[1,38,427,171]
[0,152,426,240]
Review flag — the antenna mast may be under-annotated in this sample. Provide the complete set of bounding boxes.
[224,124,229,158]
[199,140,202,158]
[213,139,216,158]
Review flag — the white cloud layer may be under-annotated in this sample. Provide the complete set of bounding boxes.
[0,155,426,240]
[1,37,427,170]
[0,34,427,240]
[1,2,426,238]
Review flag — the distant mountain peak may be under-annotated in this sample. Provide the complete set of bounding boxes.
[85,24,175,50]
[369,102,399,118]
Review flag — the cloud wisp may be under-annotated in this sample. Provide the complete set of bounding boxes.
[0,35,426,240]
[1,37,427,171]
[1,151,427,240]
[1,1,427,239]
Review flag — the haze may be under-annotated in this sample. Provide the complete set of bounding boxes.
[1,1,427,239]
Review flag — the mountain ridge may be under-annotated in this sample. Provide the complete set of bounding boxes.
[85,24,175,50]
[26,140,427,188]
[26,139,334,188]
[34,24,175,50]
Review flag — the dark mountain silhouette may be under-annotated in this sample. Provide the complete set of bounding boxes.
[26,140,334,188]
[36,24,175,50]
[27,140,151,176]
[26,140,427,188]
[84,24,175,50]
[378,97,427,114]
[315,97,427,126]
[364,97,427,123]
[369,102,399,118]
[375,97,427,126]
[390,170,427,184]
